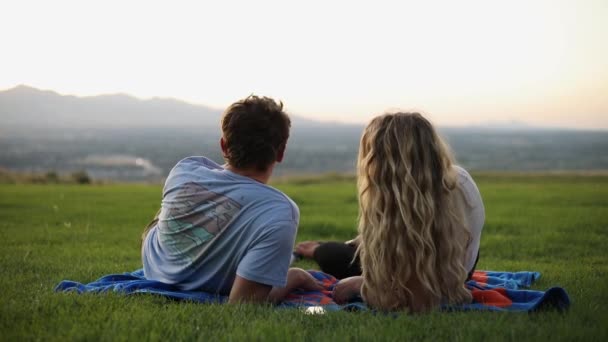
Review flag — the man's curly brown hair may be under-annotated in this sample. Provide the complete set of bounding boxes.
[221,95,291,171]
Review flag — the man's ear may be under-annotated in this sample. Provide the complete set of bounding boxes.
[276,143,286,163]
[220,137,227,156]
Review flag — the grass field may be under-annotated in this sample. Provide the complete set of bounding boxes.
[1,175,607,341]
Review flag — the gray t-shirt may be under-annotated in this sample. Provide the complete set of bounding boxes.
[142,156,299,294]
[454,166,485,272]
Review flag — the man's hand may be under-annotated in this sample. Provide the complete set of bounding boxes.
[268,268,324,303]
[332,276,363,304]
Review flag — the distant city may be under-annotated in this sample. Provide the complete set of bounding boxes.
[1,86,607,181]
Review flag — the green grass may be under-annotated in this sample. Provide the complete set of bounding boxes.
[1,175,607,341]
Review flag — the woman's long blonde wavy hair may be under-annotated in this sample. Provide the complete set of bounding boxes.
[357,112,472,312]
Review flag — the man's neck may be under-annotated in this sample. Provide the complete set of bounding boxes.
[225,164,273,184]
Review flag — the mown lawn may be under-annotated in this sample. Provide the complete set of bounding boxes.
[0,175,607,341]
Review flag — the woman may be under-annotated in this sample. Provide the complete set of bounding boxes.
[297,112,485,312]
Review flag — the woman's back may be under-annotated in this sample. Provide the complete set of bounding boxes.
[453,165,485,274]
[357,113,475,312]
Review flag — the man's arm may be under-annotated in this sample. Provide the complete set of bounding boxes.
[232,219,297,302]
[332,276,363,304]
[228,275,272,304]
[229,268,324,304]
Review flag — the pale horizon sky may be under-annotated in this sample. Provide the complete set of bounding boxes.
[1,0,607,129]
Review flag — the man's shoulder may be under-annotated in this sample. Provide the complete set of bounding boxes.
[173,156,223,171]
[162,156,224,195]
[273,191,299,223]
[166,156,222,181]
[244,184,300,224]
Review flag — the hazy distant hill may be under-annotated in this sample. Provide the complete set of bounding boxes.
[1,85,608,180]
[0,85,365,179]
[0,85,223,129]
[0,85,337,131]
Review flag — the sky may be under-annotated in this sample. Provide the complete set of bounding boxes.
[1,0,607,129]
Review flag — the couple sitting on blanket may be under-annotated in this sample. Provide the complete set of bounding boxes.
[141,95,485,313]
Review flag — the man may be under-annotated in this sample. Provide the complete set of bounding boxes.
[142,95,318,303]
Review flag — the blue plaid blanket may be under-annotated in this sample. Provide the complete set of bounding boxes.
[55,270,569,312]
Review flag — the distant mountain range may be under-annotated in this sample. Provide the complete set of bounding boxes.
[0,85,581,133]
[1,85,608,179]
[0,85,329,131]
